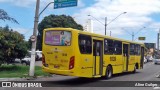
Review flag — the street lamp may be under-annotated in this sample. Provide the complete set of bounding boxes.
[133,26,146,41]
[88,12,127,35]
[122,27,146,41]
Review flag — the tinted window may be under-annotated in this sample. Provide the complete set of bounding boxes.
[79,34,92,54]
[135,44,141,55]
[130,44,135,55]
[93,42,101,56]
[104,39,114,54]
[114,41,122,55]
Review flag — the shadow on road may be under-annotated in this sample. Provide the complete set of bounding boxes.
[48,77,102,86]
[111,71,141,78]
[44,72,141,86]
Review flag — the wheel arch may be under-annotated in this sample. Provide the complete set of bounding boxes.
[135,63,139,69]
[105,64,113,78]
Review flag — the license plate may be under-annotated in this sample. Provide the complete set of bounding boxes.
[54,65,60,68]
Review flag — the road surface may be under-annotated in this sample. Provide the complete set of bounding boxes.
[1,62,160,90]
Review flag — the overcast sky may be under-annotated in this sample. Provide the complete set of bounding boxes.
[0,0,160,44]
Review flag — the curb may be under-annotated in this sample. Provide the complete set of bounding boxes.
[0,78,24,81]
[0,75,53,81]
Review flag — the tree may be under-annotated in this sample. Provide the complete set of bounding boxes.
[27,39,32,50]
[0,9,21,65]
[0,9,19,24]
[37,14,83,50]
[0,26,28,64]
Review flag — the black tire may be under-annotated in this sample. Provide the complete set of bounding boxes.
[22,62,27,66]
[132,65,136,73]
[106,66,112,79]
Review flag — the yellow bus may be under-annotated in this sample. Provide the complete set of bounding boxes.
[42,28,145,78]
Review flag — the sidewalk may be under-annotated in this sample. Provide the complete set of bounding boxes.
[0,78,25,81]
[0,75,76,81]
[0,76,48,81]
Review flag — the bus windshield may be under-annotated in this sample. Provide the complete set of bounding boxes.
[45,30,71,46]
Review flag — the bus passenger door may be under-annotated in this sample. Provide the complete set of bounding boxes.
[93,40,103,76]
[140,47,144,69]
[123,44,129,71]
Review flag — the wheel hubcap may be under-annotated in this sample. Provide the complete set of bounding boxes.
[108,69,111,77]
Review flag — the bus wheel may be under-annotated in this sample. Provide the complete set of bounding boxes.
[106,66,112,79]
[132,65,136,73]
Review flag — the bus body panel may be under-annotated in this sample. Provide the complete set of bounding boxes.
[128,55,135,71]
[78,54,94,77]
[42,28,145,78]
[135,55,141,69]
[107,55,123,74]
[43,46,73,70]
[42,28,78,76]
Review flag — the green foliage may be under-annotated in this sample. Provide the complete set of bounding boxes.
[37,14,83,50]
[0,26,28,64]
[0,65,50,78]
[0,9,19,24]
[27,39,32,50]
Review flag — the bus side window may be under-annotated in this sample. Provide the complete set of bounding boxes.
[135,44,141,55]
[130,44,135,55]
[80,40,86,52]
[78,34,92,54]
[114,41,122,55]
[86,40,92,53]
[96,42,100,56]
[104,39,114,54]
[137,45,141,55]
[123,46,128,56]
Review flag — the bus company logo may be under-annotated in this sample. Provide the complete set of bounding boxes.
[2,82,11,87]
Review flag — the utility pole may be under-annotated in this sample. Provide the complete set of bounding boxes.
[29,0,54,77]
[88,12,126,36]
[29,0,40,76]
[158,29,160,50]
[158,33,159,50]
[132,32,134,41]
[105,17,107,35]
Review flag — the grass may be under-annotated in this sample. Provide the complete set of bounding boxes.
[0,65,51,78]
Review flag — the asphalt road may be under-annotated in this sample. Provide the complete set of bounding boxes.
[1,62,160,90]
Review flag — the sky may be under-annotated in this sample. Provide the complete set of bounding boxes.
[0,0,160,46]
